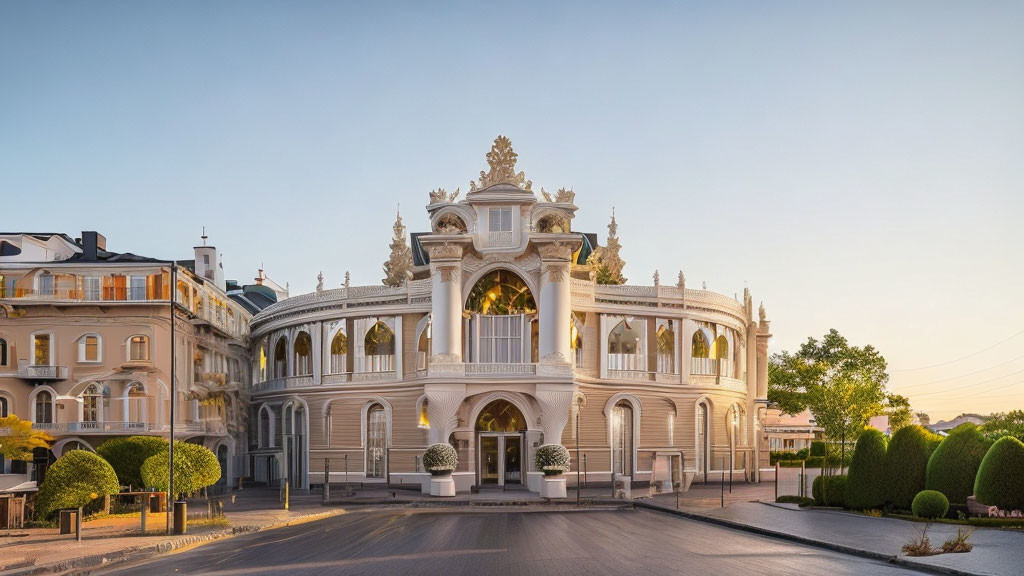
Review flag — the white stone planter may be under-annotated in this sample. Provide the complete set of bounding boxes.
[540,475,567,499]
[430,474,456,497]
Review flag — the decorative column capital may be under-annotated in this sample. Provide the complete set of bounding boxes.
[537,241,575,261]
[427,242,464,261]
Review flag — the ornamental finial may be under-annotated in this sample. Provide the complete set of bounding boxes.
[316,271,324,293]
[470,135,532,191]
[677,271,685,289]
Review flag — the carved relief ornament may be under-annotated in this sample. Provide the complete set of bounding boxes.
[436,265,459,284]
[427,243,463,260]
[545,263,568,283]
[537,241,574,261]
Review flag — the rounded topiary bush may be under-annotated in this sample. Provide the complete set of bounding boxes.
[535,444,570,476]
[422,443,458,475]
[912,490,949,519]
[825,475,848,508]
[926,423,990,505]
[36,450,120,518]
[845,427,888,510]
[97,436,168,489]
[140,442,221,499]
[973,436,1024,511]
[812,475,825,504]
[885,425,943,510]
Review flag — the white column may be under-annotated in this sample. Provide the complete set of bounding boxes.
[393,315,403,376]
[538,241,575,365]
[312,323,323,386]
[599,314,608,378]
[427,244,464,362]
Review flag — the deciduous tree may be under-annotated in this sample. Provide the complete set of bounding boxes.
[0,414,52,461]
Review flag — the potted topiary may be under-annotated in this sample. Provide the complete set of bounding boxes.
[422,443,458,497]
[535,444,570,499]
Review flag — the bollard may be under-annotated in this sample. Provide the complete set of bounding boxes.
[141,494,149,533]
[173,501,187,535]
[720,469,725,508]
[800,460,806,498]
[76,507,82,542]
[774,462,779,502]
[284,481,290,510]
[323,458,331,503]
[344,454,349,494]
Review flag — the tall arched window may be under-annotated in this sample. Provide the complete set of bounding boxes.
[714,335,730,378]
[697,401,710,481]
[361,322,394,373]
[330,331,348,374]
[294,332,312,376]
[0,396,9,418]
[464,270,536,364]
[611,401,634,477]
[258,406,272,448]
[34,390,53,424]
[82,384,101,424]
[126,383,146,424]
[657,322,675,374]
[607,319,643,372]
[417,322,430,371]
[366,404,387,478]
[691,331,711,375]
[273,337,287,378]
[0,337,7,366]
[257,344,267,381]
[128,335,150,361]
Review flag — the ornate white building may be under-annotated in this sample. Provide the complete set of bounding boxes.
[246,137,772,494]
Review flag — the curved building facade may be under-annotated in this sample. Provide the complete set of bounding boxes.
[246,137,772,494]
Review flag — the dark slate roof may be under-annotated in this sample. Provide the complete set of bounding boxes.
[411,232,430,267]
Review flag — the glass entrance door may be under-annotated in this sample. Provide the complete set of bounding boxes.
[478,433,521,487]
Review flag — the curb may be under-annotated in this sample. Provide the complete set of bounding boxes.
[0,509,346,576]
[633,501,985,576]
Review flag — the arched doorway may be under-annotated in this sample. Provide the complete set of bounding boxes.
[475,399,526,487]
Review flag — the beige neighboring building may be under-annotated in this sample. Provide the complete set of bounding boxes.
[762,408,822,453]
[246,137,773,495]
[0,231,261,489]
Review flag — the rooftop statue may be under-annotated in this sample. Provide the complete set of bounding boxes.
[470,135,532,191]
[429,187,460,204]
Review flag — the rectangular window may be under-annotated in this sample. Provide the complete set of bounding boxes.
[34,334,51,366]
[129,276,147,300]
[81,336,100,362]
[83,277,100,301]
[130,336,149,361]
[488,208,513,232]
[38,274,54,296]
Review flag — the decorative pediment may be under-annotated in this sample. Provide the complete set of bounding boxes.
[427,243,464,260]
[469,135,532,192]
[537,241,574,261]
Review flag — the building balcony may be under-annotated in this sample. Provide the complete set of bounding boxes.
[2,288,167,304]
[17,365,69,381]
[33,421,162,434]
[428,362,572,379]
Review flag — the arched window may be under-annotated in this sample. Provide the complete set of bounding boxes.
[464,270,536,364]
[416,319,430,371]
[257,344,267,381]
[714,335,730,378]
[697,401,710,481]
[294,332,312,376]
[259,406,272,448]
[126,383,146,424]
[611,401,634,476]
[78,334,101,363]
[366,404,387,478]
[0,396,9,418]
[82,384,101,424]
[434,213,467,234]
[330,331,348,374]
[691,331,711,375]
[607,319,643,372]
[657,322,675,374]
[361,322,394,373]
[128,335,150,361]
[34,390,54,424]
[0,337,7,366]
[571,318,584,369]
[273,337,287,378]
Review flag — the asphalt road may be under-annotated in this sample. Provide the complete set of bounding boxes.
[100,508,926,576]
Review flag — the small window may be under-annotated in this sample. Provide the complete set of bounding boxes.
[79,334,101,362]
[129,336,150,361]
[129,276,147,300]
[83,277,100,301]
[203,254,210,265]
[0,337,7,366]
[0,396,8,417]
[34,390,53,424]
[33,333,51,366]
[38,271,54,296]
[489,208,513,232]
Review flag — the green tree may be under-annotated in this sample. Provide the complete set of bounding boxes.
[140,442,221,499]
[915,412,931,427]
[0,414,52,461]
[768,329,889,460]
[926,423,990,505]
[973,436,1024,510]
[885,425,942,510]
[96,436,168,489]
[36,450,120,518]
[886,394,913,432]
[981,410,1024,442]
[845,427,888,510]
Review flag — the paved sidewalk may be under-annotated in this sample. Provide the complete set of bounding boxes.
[639,495,1024,576]
[0,488,344,576]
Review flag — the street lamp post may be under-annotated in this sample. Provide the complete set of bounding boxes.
[167,264,176,535]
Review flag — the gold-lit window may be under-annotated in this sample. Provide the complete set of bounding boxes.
[34,333,51,366]
[129,336,149,361]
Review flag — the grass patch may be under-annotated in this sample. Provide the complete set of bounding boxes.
[775,496,816,507]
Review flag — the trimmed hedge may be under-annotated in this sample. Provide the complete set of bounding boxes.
[826,475,848,508]
[974,436,1024,511]
[885,425,943,510]
[96,436,168,489]
[845,427,888,510]
[812,475,825,504]
[925,423,990,505]
[810,441,827,457]
[140,442,221,499]
[912,490,949,519]
[36,450,120,518]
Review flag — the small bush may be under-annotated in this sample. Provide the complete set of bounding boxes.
[845,428,888,510]
[941,528,974,553]
[422,443,458,473]
[36,451,120,518]
[886,425,944,510]
[812,475,825,504]
[973,436,1024,511]
[140,442,221,499]
[97,436,168,489]
[925,423,990,505]
[902,525,939,556]
[912,490,949,519]
[825,475,848,507]
[770,451,801,465]
[534,444,570,476]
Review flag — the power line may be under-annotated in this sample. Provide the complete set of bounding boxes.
[891,329,1024,372]
[891,353,1024,390]
[911,367,1024,397]
[943,377,1024,402]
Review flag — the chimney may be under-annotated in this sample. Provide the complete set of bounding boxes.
[81,231,106,261]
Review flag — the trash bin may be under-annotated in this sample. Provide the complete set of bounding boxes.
[173,501,187,535]
[58,509,78,535]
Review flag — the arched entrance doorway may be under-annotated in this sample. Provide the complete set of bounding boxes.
[476,399,525,487]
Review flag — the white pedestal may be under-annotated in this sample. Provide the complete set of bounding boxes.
[526,471,544,493]
[540,475,567,499]
[430,475,456,497]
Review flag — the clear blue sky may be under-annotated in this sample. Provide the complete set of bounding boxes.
[2,1,1022,420]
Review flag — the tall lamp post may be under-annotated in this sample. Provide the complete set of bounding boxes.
[167,263,177,535]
